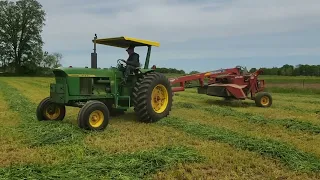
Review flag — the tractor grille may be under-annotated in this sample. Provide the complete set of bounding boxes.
[80,78,93,95]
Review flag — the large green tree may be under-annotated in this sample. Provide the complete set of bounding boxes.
[0,0,45,73]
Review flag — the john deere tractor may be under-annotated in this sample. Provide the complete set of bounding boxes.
[36,35,173,131]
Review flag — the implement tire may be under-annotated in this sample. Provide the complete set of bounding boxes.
[133,72,173,123]
[255,92,272,107]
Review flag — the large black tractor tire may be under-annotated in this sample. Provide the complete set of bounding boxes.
[36,97,66,121]
[255,92,272,107]
[77,100,110,131]
[132,76,143,113]
[133,72,173,123]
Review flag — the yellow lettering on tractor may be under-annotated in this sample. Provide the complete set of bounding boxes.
[68,74,96,77]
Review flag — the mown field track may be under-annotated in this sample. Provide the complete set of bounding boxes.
[0,77,319,179]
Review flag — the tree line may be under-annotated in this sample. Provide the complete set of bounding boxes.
[0,0,62,75]
[249,64,320,76]
[155,64,320,77]
[154,67,186,74]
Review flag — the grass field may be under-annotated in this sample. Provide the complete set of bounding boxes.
[0,76,319,179]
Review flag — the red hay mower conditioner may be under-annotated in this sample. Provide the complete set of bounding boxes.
[169,66,272,107]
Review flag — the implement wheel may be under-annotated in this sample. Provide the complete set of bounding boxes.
[77,100,110,131]
[255,92,272,107]
[133,72,173,123]
[36,97,65,121]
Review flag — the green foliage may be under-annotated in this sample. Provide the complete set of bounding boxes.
[0,0,62,76]
[260,75,320,83]
[254,64,320,76]
[158,117,320,172]
[189,70,200,74]
[41,51,62,68]
[249,68,257,73]
[155,67,185,74]
[0,0,46,74]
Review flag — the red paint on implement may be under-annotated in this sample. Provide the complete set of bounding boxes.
[169,66,266,101]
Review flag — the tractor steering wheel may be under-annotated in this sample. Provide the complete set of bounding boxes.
[117,59,127,68]
[117,59,127,70]
[117,59,127,65]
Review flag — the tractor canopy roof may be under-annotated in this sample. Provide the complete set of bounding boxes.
[93,36,160,48]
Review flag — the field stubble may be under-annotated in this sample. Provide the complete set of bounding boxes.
[0,77,319,179]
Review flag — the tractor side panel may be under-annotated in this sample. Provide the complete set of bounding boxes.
[67,77,81,95]
[80,77,93,95]
[50,83,67,104]
[50,71,68,104]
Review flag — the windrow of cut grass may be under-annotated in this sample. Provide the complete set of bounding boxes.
[184,88,320,112]
[181,88,320,110]
[1,78,84,129]
[1,77,320,178]
[0,84,99,166]
[0,80,85,147]
[0,146,203,180]
[174,99,320,135]
[0,79,205,179]
[0,91,46,167]
[178,89,320,126]
[170,105,320,159]
[158,116,320,173]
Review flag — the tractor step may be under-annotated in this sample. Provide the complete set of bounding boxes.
[118,96,130,100]
[115,96,131,109]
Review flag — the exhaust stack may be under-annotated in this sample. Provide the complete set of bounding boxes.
[91,34,97,69]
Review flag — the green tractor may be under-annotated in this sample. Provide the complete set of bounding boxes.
[36,35,173,131]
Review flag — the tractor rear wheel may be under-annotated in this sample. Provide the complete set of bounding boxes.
[36,97,66,121]
[255,92,272,107]
[77,100,110,131]
[132,76,143,113]
[133,72,173,123]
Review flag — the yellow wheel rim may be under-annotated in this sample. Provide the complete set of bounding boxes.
[151,84,169,113]
[45,104,61,120]
[260,96,270,106]
[89,110,104,128]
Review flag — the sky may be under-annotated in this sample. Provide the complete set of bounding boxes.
[36,0,320,73]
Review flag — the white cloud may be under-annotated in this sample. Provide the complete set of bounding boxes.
[35,0,320,68]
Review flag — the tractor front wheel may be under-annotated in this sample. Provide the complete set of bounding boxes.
[77,100,110,131]
[255,92,272,107]
[133,72,173,123]
[36,97,66,121]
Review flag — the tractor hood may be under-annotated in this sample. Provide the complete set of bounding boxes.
[52,67,118,77]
